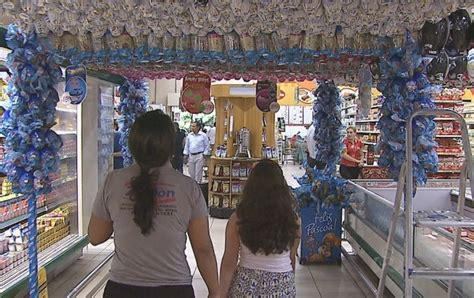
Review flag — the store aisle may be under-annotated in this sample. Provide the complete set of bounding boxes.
[48,165,370,297]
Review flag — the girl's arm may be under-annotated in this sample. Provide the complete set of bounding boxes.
[220,213,240,297]
[290,216,302,272]
[188,216,219,297]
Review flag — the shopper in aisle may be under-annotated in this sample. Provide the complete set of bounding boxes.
[305,123,326,170]
[183,121,210,183]
[207,122,216,150]
[220,159,300,297]
[172,122,186,173]
[88,111,219,298]
[112,120,123,170]
[340,126,364,179]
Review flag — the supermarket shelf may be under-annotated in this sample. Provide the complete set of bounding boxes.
[358,131,380,134]
[232,177,248,181]
[60,154,77,160]
[0,234,88,297]
[437,152,464,157]
[0,196,76,230]
[434,118,457,121]
[209,191,231,196]
[434,100,463,104]
[342,105,357,111]
[436,170,461,173]
[363,141,377,146]
[208,175,231,180]
[345,113,356,117]
[0,193,23,203]
[54,130,77,135]
[372,104,382,108]
[465,120,474,125]
[52,176,77,188]
[435,134,462,138]
[355,119,378,123]
[56,107,76,113]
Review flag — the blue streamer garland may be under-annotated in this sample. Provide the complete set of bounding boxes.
[312,80,344,173]
[1,24,63,298]
[118,79,148,167]
[57,43,387,68]
[376,32,440,185]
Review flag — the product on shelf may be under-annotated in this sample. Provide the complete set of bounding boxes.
[0,205,72,275]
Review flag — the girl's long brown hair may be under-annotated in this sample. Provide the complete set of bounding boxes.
[236,159,299,255]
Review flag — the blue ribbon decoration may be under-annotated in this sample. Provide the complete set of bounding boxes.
[2,24,63,298]
[312,80,344,174]
[293,167,354,211]
[53,43,393,67]
[376,32,440,186]
[118,79,148,167]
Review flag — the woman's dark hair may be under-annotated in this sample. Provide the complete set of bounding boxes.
[236,159,299,255]
[128,110,176,235]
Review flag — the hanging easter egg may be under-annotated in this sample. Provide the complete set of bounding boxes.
[201,100,215,114]
[256,80,277,112]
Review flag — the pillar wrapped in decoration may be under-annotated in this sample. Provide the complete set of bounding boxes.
[376,32,440,187]
[117,79,149,167]
[1,24,63,297]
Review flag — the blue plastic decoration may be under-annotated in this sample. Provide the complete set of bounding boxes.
[376,32,440,186]
[118,79,148,167]
[293,167,354,211]
[2,24,63,298]
[312,80,344,174]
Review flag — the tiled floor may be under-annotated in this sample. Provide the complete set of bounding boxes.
[48,165,371,297]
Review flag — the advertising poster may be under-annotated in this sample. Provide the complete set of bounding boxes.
[181,72,213,114]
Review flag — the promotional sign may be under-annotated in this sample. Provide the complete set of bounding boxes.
[256,80,277,112]
[181,72,211,114]
[64,65,87,105]
[299,204,342,264]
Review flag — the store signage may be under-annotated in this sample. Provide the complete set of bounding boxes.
[256,80,277,112]
[64,65,87,105]
[181,72,211,114]
[299,204,342,264]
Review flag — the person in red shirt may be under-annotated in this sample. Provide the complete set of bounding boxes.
[340,126,364,179]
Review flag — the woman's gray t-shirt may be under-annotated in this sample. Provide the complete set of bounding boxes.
[92,162,208,287]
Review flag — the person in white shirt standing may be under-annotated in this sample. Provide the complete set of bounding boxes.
[184,121,210,183]
[207,122,216,151]
[306,124,317,168]
[305,123,326,169]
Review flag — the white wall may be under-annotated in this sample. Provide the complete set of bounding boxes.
[79,77,115,234]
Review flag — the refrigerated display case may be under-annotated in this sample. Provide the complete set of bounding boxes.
[0,84,88,297]
[345,180,474,298]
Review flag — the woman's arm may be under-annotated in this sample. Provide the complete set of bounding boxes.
[220,213,240,297]
[88,214,113,245]
[341,148,361,163]
[290,216,302,272]
[188,216,219,298]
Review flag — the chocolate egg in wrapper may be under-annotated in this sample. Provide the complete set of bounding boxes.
[208,32,224,52]
[240,33,256,52]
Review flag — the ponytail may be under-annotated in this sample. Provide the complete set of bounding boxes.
[127,110,176,235]
[130,165,158,235]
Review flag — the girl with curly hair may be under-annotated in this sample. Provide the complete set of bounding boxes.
[220,159,301,297]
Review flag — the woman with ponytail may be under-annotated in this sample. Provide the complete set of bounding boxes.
[88,110,219,298]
